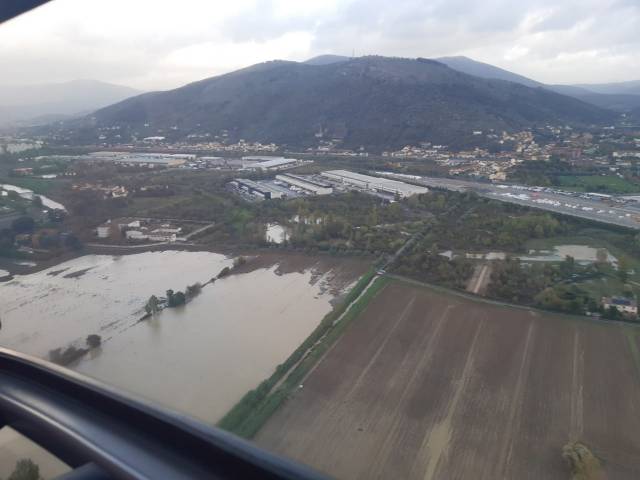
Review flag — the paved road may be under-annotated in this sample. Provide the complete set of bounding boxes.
[378,173,640,230]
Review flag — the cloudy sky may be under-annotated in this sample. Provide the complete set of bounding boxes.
[1,0,638,91]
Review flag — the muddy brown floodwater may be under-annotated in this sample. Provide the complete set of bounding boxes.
[0,250,367,423]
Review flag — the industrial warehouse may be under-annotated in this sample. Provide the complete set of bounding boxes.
[242,156,305,171]
[32,152,308,171]
[229,170,428,201]
[86,152,195,167]
[275,174,333,195]
[231,178,286,200]
[321,170,429,198]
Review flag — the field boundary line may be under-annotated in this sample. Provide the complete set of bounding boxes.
[298,276,390,389]
[416,320,483,480]
[340,295,417,402]
[570,330,584,441]
[387,273,640,329]
[494,321,536,478]
[365,303,454,478]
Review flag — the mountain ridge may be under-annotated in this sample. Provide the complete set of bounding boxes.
[69,55,615,150]
[432,56,640,112]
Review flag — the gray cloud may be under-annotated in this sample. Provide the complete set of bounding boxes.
[0,0,637,90]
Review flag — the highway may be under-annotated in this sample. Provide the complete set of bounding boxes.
[375,172,640,230]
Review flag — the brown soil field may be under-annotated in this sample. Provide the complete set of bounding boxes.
[256,279,640,479]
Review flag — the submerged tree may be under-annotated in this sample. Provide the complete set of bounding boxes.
[165,290,174,307]
[169,291,186,307]
[185,283,202,298]
[8,458,41,480]
[86,334,102,348]
[233,256,247,268]
[144,295,160,315]
[165,289,185,307]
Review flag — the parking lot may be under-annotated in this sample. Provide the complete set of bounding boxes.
[377,173,640,230]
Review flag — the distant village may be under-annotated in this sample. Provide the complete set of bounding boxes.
[3,122,640,184]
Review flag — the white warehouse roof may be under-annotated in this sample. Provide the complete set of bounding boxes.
[322,170,428,197]
[247,158,298,169]
[276,174,333,195]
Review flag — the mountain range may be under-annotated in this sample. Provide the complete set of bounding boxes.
[71,55,616,151]
[306,55,640,112]
[434,57,640,112]
[0,79,141,127]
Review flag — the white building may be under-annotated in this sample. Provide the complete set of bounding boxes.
[96,224,111,238]
[244,157,300,171]
[234,178,285,199]
[125,230,147,241]
[602,296,638,316]
[148,229,178,242]
[321,170,428,198]
[86,152,191,167]
[242,155,282,162]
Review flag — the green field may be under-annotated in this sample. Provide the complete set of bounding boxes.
[556,175,640,194]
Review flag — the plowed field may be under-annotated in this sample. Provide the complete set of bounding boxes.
[256,279,640,479]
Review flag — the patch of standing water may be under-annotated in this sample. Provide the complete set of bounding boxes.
[1,183,66,211]
[465,245,618,266]
[521,245,618,266]
[265,223,288,243]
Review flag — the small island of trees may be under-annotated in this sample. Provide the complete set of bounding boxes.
[143,282,204,317]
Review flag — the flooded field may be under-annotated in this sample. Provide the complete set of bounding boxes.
[522,244,618,265]
[465,244,618,266]
[0,250,366,422]
[1,183,66,211]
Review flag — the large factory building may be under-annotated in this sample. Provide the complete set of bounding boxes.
[275,174,333,195]
[321,170,428,198]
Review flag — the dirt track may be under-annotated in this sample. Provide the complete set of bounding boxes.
[466,263,492,295]
[256,280,640,479]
